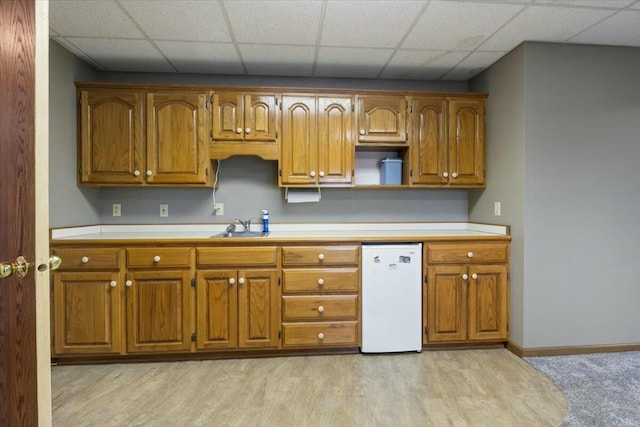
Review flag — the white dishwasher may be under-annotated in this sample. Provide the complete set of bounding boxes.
[361,243,422,353]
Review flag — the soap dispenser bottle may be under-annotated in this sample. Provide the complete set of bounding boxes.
[261,210,269,233]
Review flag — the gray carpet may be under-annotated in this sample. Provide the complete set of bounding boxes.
[525,352,640,427]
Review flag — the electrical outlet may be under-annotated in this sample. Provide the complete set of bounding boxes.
[494,201,501,217]
[214,203,224,216]
[112,203,121,217]
[160,204,169,217]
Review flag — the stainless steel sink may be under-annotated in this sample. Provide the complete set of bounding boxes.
[210,231,269,238]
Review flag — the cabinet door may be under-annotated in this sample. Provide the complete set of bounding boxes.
[245,94,278,142]
[280,95,317,185]
[410,97,448,185]
[212,93,244,141]
[356,95,407,143]
[79,89,144,184]
[238,269,280,348]
[196,270,238,349]
[425,265,467,342]
[52,272,122,355]
[126,270,191,353]
[318,96,354,184]
[448,98,485,186]
[468,265,508,341]
[146,92,209,185]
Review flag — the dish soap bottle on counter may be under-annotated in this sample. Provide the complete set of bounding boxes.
[261,210,269,233]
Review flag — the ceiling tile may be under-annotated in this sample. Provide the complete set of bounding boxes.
[381,50,468,79]
[321,1,426,48]
[632,1,640,9]
[120,1,231,42]
[240,44,315,76]
[403,1,524,50]
[225,0,323,45]
[156,41,243,74]
[316,47,394,78]
[535,0,636,7]
[570,10,640,46]
[66,38,175,72]
[442,51,507,80]
[49,0,144,38]
[481,5,615,50]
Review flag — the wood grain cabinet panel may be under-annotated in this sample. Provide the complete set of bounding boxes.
[282,268,358,293]
[127,247,192,268]
[426,265,467,342]
[448,98,485,186]
[51,247,121,270]
[468,265,508,341]
[196,270,238,349]
[282,295,358,321]
[427,243,509,264]
[238,269,279,348]
[356,95,407,144]
[410,97,447,185]
[282,322,358,347]
[282,245,359,266]
[197,246,278,267]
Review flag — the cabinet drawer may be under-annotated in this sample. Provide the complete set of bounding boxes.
[282,295,358,321]
[197,246,277,267]
[127,247,191,268]
[282,322,358,347]
[427,243,509,264]
[282,245,359,266]
[283,268,358,293]
[51,247,120,270]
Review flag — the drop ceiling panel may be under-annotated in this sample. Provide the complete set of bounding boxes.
[632,2,640,9]
[402,1,524,50]
[321,1,426,49]
[381,50,468,79]
[316,47,394,78]
[225,0,323,45]
[120,0,231,42]
[535,0,636,8]
[66,38,175,72]
[443,51,508,80]
[156,41,243,74]
[240,44,315,76]
[49,0,144,38]
[481,5,616,51]
[570,11,640,46]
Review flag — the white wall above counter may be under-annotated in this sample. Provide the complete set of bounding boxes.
[51,222,509,241]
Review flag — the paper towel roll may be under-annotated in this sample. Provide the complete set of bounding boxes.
[285,188,321,203]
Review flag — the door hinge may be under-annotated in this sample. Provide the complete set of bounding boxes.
[409,105,413,114]
[410,169,413,177]
[278,330,281,339]
[351,103,355,112]
[191,332,197,342]
[191,278,196,287]
[205,167,209,177]
[424,326,428,335]
[279,169,282,177]
[278,277,281,287]
[210,129,213,140]
[275,96,278,106]
[424,274,428,283]
[78,167,82,175]
[275,130,278,139]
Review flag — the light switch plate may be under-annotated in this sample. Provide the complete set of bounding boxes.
[494,202,501,217]
[160,204,169,217]
[214,203,224,216]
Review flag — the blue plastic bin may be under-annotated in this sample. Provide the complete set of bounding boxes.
[380,158,402,185]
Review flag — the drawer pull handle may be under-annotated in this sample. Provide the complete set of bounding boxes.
[146,170,152,176]
[452,172,458,178]
[228,278,236,285]
[110,281,117,288]
[318,332,324,340]
[318,254,325,261]
[153,256,161,263]
[359,129,365,136]
[317,305,324,313]
[467,251,474,258]
[471,273,478,280]
[310,171,316,178]
[238,277,245,285]
[125,280,132,287]
[319,171,325,177]
[462,274,469,280]
[81,256,89,264]
[317,278,324,286]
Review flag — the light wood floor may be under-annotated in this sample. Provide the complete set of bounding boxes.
[51,349,566,427]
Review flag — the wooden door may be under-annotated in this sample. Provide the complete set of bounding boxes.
[212,93,243,141]
[146,92,209,185]
[317,96,354,185]
[238,269,280,348]
[448,98,485,186]
[126,270,191,353]
[196,270,238,349]
[280,95,317,185]
[356,95,407,143]
[410,97,447,185]
[244,94,278,142]
[425,265,467,342]
[468,265,508,341]
[79,89,144,184]
[52,272,122,355]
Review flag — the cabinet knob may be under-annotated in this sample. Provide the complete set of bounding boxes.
[146,170,152,176]
[318,253,325,261]
[462,274,469,280]
[359,129,365,135]
[318,332,324,340]
[245,127,251,133]
[238,277,245,285]
[125,280,132,287]
[443,172,449,178]
[310,171,316,178]
[472,273,478,280]
[228,278,235,285]
[467,251,474,258]
[133,170,140,177]
[236,127,242,134]
[81,256,89,264]
[153,255,161,263]
[317,305,324,313]
[452,172,458,178]
[317,278,324,286]
[319,171,325,177]
[110,281,117,288]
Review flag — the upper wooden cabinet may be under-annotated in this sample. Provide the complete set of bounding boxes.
[410,97,447,185]
[356,95,408,145]
[448,98,485,187]
[280,95,354,186]
[77,85,213,187]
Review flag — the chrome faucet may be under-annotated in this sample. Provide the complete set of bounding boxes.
[235,217,253,232]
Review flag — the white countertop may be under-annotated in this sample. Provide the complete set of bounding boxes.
[51,222,509,241]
